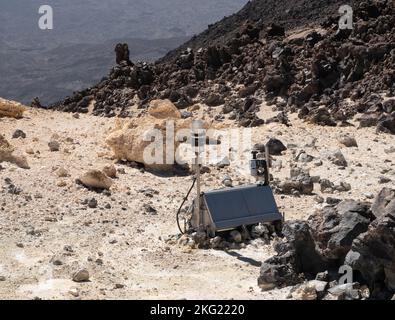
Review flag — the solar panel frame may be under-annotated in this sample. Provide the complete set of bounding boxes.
[202,184,282,231]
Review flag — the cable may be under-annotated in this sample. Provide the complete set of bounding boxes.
[176,177,196,234]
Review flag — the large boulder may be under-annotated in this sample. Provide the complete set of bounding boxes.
[344,192,395,297]
[345,213,395,296]
[258,221,326,290]
[371,188,395,218]
[259,192,394,297]
[308,200,374,263]
[106,100,198,171]
[0,98,26,119]
[0,135,29,169]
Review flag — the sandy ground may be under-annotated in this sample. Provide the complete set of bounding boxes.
[0,104,394,300]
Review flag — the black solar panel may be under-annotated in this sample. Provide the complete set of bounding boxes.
[203,185,282,231]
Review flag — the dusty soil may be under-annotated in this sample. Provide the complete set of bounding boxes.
[0,104,393,300]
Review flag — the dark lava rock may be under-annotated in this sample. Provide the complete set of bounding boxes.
[115,43,132,65]
[12,130,26,139]
[358,114,379,128]
[258,221,326,290]
[307,107,337,126]
[204,93,225,107]
[266,24,285,38]
[328,151,348,167]
[308,200,375,263]
[31,97,44,109]
[371,188,395,218]
[258,188,395,297]
[278,174,314,195]
[377,114,395,135]
[87,198,98,209]
[267,138,287,155]
[345,212,395,298]
[143,204,157,215]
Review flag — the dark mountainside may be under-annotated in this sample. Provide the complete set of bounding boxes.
[160,0,349,61]
[50,0,395,135]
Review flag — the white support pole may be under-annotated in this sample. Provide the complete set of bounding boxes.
[195,142,201,229]
[192,120,204,231]
[265,142,270,185]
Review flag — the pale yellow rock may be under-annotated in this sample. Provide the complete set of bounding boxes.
[0,135,30,169]
[148,99,181,119]
[106,103,194,171]
[78,170,113,189]
[102,165,117,178]
[105,99,218,171]
[0,98,26,119]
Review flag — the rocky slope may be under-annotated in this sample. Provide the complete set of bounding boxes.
[49,0,394,135]
[160,0,348,59]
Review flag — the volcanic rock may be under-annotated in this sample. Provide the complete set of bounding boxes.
[230,230,242,243]
[115,43,131,65]
[78,170,113,190]
[148,99,181,119]
[278,169,314,195]
[377,114,395,135]
[12,130,26,139]
[345,212,395,297]
[307,107,336,127]
[56,167,69,178]
[267,138,287,155]
[308,200,374,262]
[338,135,358,147]
[102,165,117,179]
[0,135,29,169]
[258,221,326,290]
[204,93,225,107]
[327,150,348,167]
[371,188,395,218]
[72,269,90,282]
[31,97,43,109]
[105,100,201,171]
[266,24,285,38]
[48,140,60,152]
[0,98,26,119]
